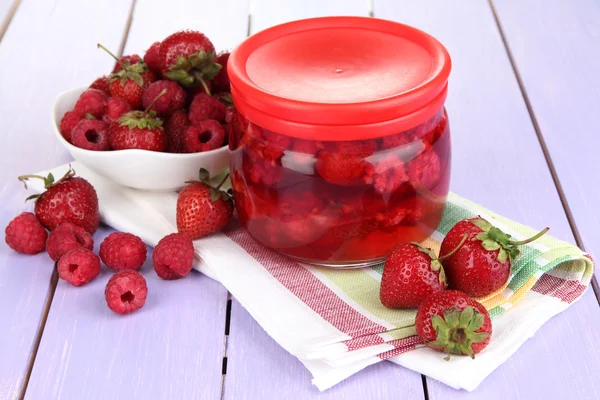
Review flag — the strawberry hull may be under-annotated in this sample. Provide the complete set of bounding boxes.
[229,109,451,267]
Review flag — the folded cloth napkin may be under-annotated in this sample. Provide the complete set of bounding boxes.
[30,163,595,391]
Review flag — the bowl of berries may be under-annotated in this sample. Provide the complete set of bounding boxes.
[52,31,232,191]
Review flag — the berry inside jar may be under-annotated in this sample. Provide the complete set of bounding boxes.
[229,109,451,266]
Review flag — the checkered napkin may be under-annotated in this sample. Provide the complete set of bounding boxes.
[31,162,595,391]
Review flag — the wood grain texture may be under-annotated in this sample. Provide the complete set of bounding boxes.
[224,301,424,400]
[225,1,425,398]
[374,0,600,398]
[0,0,132,399]
[492,0,600,282]
[25,227,228,400]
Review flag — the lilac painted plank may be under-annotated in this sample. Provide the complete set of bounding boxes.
[0,0,133,398]
[224,301,424,400]
[25,226,227,399]
[492,0,600,270]
[224,1,425,397]
[374,0,600,398]
[25,0,245,398]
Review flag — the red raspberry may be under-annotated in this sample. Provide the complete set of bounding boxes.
[212,51,231,92]
[57,248,100,286]
[292,139,319,155]
[315,140,377,185]
[183,120,225,152]
[71,119,110,151]
[89,76,110,94]
[59,111,82,143]
[364,153,408,194]
[408,150,441,189]
[103,97,132,124]
[164,109,190,153]
[104,270,147,315]
[99,232,147,271]
[152,233,194,280]
[380,130,415,150]
[46,222,94,261]
[260,130,293,160]
[189,93,225,124]
[185,83,212,105]
[141,80,187,117]
[74,89,108,119]
[143,42,162,76]
[5,212,47,255]
[244,150,283,186]
[112,54,142,72]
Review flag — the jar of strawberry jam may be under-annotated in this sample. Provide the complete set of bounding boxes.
[227,17,451,267]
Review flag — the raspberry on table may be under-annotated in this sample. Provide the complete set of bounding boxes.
[57,248,100,286]
[5,212,47,255]
[99,232,147,271]
[71,119,110,151]
[141,80,187,117]
[74,89,108,119]
[104,270,147,315]
[103,97,132,124]
[59,111,82,143]
[46,222,94,261]
[152,233,194,280]
[183,120,225,152]
[189,93,226,123]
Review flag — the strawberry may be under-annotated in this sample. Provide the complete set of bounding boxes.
[98,44,156,109]
[108,89,168,151]
[164,109,190,153]
[212,51,231,93]
[112,54,142,72]
[380,236,466,309]
[176,169,233,240]
[89,75,110,94]
[416,290,492,359]
[144,41,162,76]
[440,217,549,297]
[18,167,99,233]
[159,30,220,91]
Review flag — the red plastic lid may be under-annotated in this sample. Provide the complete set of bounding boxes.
[228,17,451,140]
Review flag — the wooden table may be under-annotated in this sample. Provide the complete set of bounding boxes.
[1,0,599,399]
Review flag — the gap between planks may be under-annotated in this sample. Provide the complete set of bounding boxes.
[220,293,233,400]
[488,0,600,305]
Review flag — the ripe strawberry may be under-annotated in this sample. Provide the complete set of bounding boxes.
[380,236,466,309]
[183,120,225,153]
[98,44,156,109]
[71,119,110,151]
[212,51,231,92]
[141,80,186,117]
[103,97,132,124]
[164,109,190,153]
[440,218,549,297]
[4,212,48,255]
[108,90,168,151]
[159,30,220,90]
[105,270,147,315]
[112,54,142,72]
[18,168,99,233]
[176,169,234,240]
[152,233,194,280]
[59,111,83,143]
[189,93,225,124]
[416,290,492,359]
[74,89,108,119]
[57,248,100,286]
[144,41,162,76]
[89,75,110,94]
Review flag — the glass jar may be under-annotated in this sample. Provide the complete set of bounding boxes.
[228,17,452,267]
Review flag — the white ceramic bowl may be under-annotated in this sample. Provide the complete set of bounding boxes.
[52,87,230,191]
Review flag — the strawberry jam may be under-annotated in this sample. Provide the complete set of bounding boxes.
[228,17,452,266]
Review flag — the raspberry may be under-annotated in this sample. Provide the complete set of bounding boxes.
[408,150,441,189]
[143,42,161,75]
[364,153,409,194]
[99,232,147,271]
[89,76,110,94]
[380,130,415,150]
[315,140,377,186]
[112,54,142,72]
[212,52,231,92]
[189,93,225,124]
[103,97,132,124]
[164,109,190,153]
[152,233,194,280]
[71,119,110,151]
[292,139,319,155]
[46,222,94,261]
[104,270,147,315]
[57,248,100,286]
[377,196,424,228]
[185,83,212,105]
[183,120,225,152]
[244,150,283,186]
[59,111,82,143]
[141,80,187,117]
[74,89,108,119]
[5,212,47,255]
[260,130,293,160]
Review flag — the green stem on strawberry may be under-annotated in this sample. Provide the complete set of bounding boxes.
[507,227,549,246]
[199,77,211,96]
[438,233,468,261]
[144,89,168,113]
[97,43,125,70]
[215,173,230,190]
